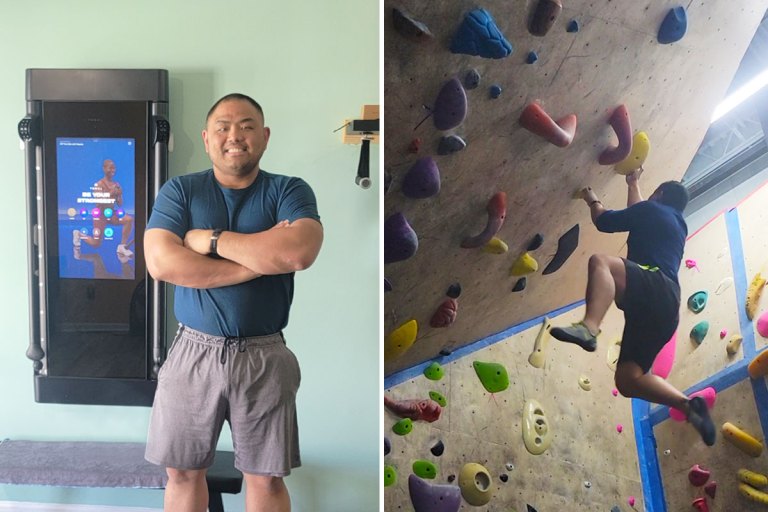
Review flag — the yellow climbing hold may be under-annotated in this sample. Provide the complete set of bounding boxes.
[385,319,418,361]
[510,252,539,276]
[607,339,622,371]
[483,237,509,254]
[727,334,743,356]
[458,463,493,506]
[578,375,592,391]
[528,317,551,369]
[522,399,553,455]
[723,422,763,457]
[614,131,650,175]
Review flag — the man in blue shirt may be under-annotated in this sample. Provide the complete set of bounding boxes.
[550,169,715,446]
[144,93,323,512]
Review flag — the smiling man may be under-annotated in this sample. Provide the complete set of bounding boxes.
[143,93,323,512]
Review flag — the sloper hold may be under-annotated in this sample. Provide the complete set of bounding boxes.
[408,474,461,512]
[510,252,539,276]
[385,319,418,361]
[615,131,650,175]
[651,331,676,379]
[430,298,458,328]
[461,192,507,248]
[384,212,418,264]
[392,7,434,40]
[450,8,513,59]
[458,463,493,506]
[529,0,562,36]
[473,361,509,393]
[598,105,633,165]
[519,101,577,147]
[433,78,467,131]
[542,224,579,275]
[690,321,709,344]
[437,134,466,155]
[669,387,716,422]
[403,157,441,198]
[483,237,509,254]
[658,6,688,44]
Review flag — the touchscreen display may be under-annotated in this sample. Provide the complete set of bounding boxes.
[56,137,136,280]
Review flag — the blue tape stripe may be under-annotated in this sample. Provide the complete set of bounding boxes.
[725,208,755,359]
[633,399,665,512]
[384,300,585,390]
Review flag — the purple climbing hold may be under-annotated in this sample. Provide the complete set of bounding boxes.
[489,84,503,99]
[433,78,467,131]
[385,212,418,264]
[384,436,391,455]
[392,7,434,40]
[408,474,462,512]
[526,51,539,64]
[438,135,467,155]
[464,68,481,89]
[450,8,513,59]
[658,6,687,44]
[402,157,441,199]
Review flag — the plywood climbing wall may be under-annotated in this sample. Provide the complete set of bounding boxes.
[384,0,768,379]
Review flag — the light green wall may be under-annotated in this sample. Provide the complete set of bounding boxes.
[0,1,380,511]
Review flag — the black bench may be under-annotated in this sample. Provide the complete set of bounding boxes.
[0,439,243,511]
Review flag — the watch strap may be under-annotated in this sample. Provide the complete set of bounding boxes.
[210,229,224,256]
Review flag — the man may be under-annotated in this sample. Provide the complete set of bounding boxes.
[144,93,323,512]
[73,158,135,260]
[550,169,716,446]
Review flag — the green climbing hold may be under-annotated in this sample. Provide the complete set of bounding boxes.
[690,321,709,344]
[472,361,509,393]
[393,418,413,435]
[424,362,445,380]
[429,391,447,407]
[413,460,438,479]
[384,465,397,487]
[687,290,708,313]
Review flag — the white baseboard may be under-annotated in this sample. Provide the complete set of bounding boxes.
[0,502,161,512]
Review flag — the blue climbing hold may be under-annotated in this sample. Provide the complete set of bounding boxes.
[658,6,687,44]
[526,51,538,64]
[566,19,580,32]
[450,8,513,59]
[489,85,502,99]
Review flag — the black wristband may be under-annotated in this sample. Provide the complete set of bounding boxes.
[209,229,224,256]
[589,200,602,207]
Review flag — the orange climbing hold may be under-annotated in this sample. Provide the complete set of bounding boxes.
[599,104,633,165]
[519,101,577,147]
[461,192,507,248]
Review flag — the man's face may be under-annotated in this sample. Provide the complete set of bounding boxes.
[103,160,116,179]
[202,99,271,179]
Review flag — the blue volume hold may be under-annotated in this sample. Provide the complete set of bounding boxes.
[658,6,687,44]
[450,8,513,59]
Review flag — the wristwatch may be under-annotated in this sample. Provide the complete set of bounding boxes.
[209,229,224,256]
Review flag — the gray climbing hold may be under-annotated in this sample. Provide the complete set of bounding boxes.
[450,8,513,59]
[433,78,467,131]
[402,157,441,199]
[392,8,434,40]
[438,135,467,155]
[464,69,481,89]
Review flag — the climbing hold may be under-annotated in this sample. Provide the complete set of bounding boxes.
[758,311,768,337]
[437,134,466,155]
[519,101,577,147]
[669,387,716,422]
[385,319,418,361]
[446,283,461,299]
[505,462,515,471]
[690,321,709,344]
[489,84,502,99]
[430,298,458,328]
[614,131,650,175]
[566,19,580,32]
[727,334,743,356]
[384,170,393,193]
[691,497,709,512]
[616,424,623,434]
[461,191,507,249]
[651,331,676,379]
[408,137,422,154]
[522,399,553,455]
[392,418,413,435]
[598,104,633,166]
[663,449,670,455]
[384,436,391,456]
[527,506,539,512]
[424,362,445,380]
[583,481,591,488]
[458,463,493,506]
[402,157,441,199]
[429,391,447,407]
[628,496,635,507]
[528,317,552,369]
[612,389,619,397]
[392,8,434,40]
[408,474,462,512]
[528,0,562,37]
[439,348,452,356]
[542,224,579,274]
[607,339,622,372]
[687,290,708,313]
[739,482,768,505]
[464,68,481,89]
[722,422,763,457]
[510,252,539,276]
[384,465,397,487]
[413,460,438,479]
[473,361,509,393]
[384,278,392,292]
[384,212,418,264]
[483,237,509,254]
[746,272,766,320]
[499,473,508,482]
[658,6,688,44]
[384,396,442,422]
[720,329,727,339]
[450,8,513,59]
[578,375,592,391]
[433,78,467,131]
[688,464,711,486]
[739,469,768,488]
[512,277,527,292]
[705,480,717,498]
[715,277,733,295]
[748,349,768,378]
[526,51,538,64]
[686,258,699,270]
[447,474,455,483]
[527,233,544,251]
[430,440,445,457]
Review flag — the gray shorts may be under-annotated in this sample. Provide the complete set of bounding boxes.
[145,325,302,476]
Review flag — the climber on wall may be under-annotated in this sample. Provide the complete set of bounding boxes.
[550,168,716,446]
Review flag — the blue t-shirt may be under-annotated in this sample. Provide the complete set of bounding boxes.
[595,200,687,283]
[147,169,320,336]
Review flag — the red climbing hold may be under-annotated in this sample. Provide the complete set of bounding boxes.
[598,104,633,165]
[384,396,442,422]
[519,101,577,147]
[692,497,709,512]
[430,298,458,328]
[688,464,710,487]
[461,192,507,248]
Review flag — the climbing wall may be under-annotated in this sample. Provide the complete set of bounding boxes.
[384,0,768,379]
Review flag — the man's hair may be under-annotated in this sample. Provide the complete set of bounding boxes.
[654,181,689,212]
[205,93,264,124]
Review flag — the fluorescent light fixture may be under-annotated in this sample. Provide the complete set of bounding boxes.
[711,68,768,123]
